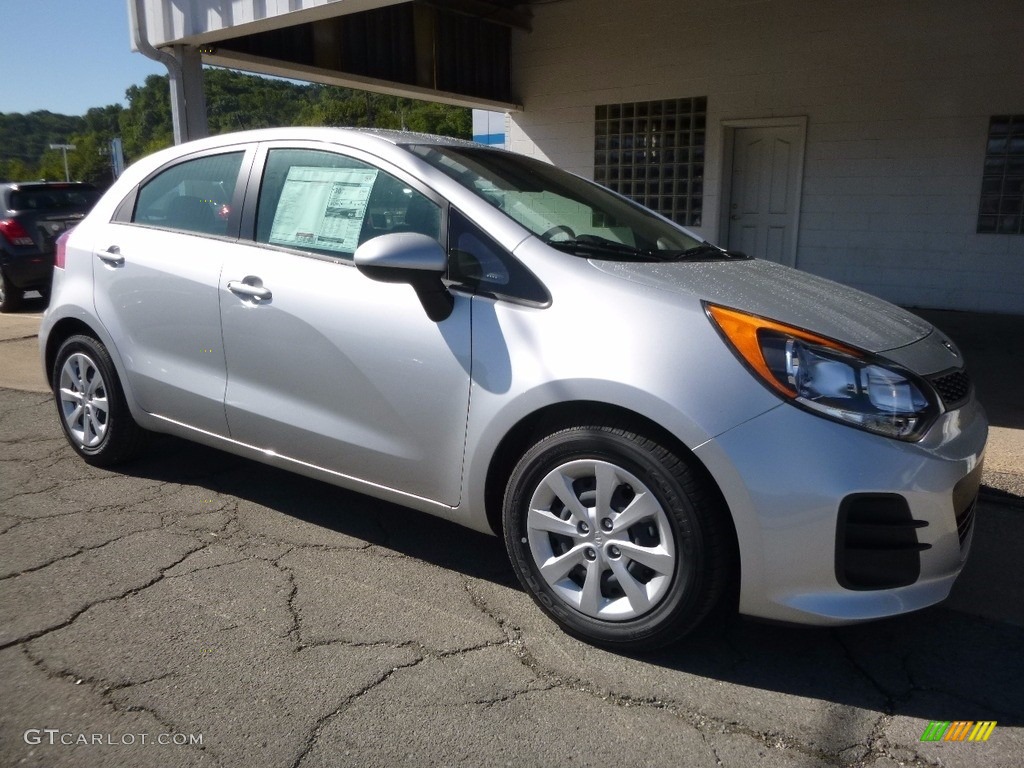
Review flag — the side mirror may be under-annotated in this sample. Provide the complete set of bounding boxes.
[354,233,454,322]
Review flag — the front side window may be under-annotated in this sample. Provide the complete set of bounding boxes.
[447,207,548,305]
[134,152,244,236]
[256,148,440,259]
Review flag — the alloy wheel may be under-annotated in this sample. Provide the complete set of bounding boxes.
[526,458,677,621]
[58,352,110,449]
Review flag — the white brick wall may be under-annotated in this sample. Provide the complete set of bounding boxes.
[507,0,1024,313]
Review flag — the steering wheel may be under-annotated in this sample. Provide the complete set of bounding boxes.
[540,224,576,243]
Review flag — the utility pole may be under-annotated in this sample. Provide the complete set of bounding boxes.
[49,143,76,182]
[109,138,125,179]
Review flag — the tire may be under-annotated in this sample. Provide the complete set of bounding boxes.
[503,420,734,651]
[0,269,24,313]
[52,334,149,466]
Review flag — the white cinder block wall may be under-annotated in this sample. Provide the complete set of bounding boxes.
[507,0,1024,313]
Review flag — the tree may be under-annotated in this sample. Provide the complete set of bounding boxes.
[120,75,174,160]
[0,110,86,181]
[405,101,471,137]
[1,69,474,181]
[0,158,35,183]
[37,148,69,182]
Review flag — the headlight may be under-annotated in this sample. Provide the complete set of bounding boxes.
[706,303,938,441]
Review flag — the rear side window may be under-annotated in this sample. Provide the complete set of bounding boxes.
[256,148,440,260]
[10,187,99,211]
[134,152,245,236]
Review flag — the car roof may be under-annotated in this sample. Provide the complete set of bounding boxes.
[340,128,483,148]
[158,126,486,157]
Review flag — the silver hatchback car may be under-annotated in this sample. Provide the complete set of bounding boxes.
[41,128,986,650]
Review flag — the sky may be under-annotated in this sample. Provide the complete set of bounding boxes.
[0,0,166,116]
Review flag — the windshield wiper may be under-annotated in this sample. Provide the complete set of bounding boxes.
[546,234,669,261]
[661,242,750,261]
[547,235,749,263]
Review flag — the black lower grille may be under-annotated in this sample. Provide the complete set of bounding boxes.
[929,368,972,410]
[835,494,930,590]
[956,501,977,548]
[952,463,983,550]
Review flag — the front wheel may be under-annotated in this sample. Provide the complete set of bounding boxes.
[503,421,734,650]
[52,334,148,466]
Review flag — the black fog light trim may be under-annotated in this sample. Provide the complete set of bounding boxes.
[952,463,983,550]
[835,494,929,591]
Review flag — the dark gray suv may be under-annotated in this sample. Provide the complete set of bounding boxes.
[0,182,99,311]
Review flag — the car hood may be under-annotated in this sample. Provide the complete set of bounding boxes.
[590,257,932,353]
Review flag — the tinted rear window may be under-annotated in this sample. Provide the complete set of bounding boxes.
[9,187,100,212]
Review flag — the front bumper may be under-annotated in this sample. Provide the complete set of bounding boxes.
[694,397,987,625]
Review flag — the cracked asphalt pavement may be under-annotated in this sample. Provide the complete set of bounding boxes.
[2,322,1023,766]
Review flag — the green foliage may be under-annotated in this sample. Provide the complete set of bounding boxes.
[1,69,473,186]
[120,74,174,159]
[0,110,86,182]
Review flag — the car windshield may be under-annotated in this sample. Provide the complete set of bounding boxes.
[10,187,100,212]
[405,144,703,260]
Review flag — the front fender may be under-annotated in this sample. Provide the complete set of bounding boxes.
[455,288,779,534]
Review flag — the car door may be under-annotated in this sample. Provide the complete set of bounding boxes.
[219,144,472,506]
[93,146,253,434]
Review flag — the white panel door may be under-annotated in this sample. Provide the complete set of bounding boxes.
[727,126,803,265]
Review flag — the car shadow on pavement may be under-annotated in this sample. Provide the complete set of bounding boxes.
[118,433,1023,728]
[646,607,1024,726]
[637,495,1024,727]
[118,433,519,587]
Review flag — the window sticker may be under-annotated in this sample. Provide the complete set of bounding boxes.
[268,166,379,253]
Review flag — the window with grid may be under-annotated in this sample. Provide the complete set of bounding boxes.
[978,115,1024,234]
[594,97,706,227]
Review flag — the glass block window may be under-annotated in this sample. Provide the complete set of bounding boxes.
[978,115,1024,234]
[594,97,706,227]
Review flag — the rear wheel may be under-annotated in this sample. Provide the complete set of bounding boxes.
[52,334,148,466]
[503,420,734,650]
[0,269,24,312]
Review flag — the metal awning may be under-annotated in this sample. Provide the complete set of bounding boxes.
[132,0,527,111]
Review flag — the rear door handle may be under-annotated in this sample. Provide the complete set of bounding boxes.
[227,278,272,302]
[96,246,125,267]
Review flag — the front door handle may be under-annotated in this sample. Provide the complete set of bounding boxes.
[96,246,125,267]
[227,278,272,302]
